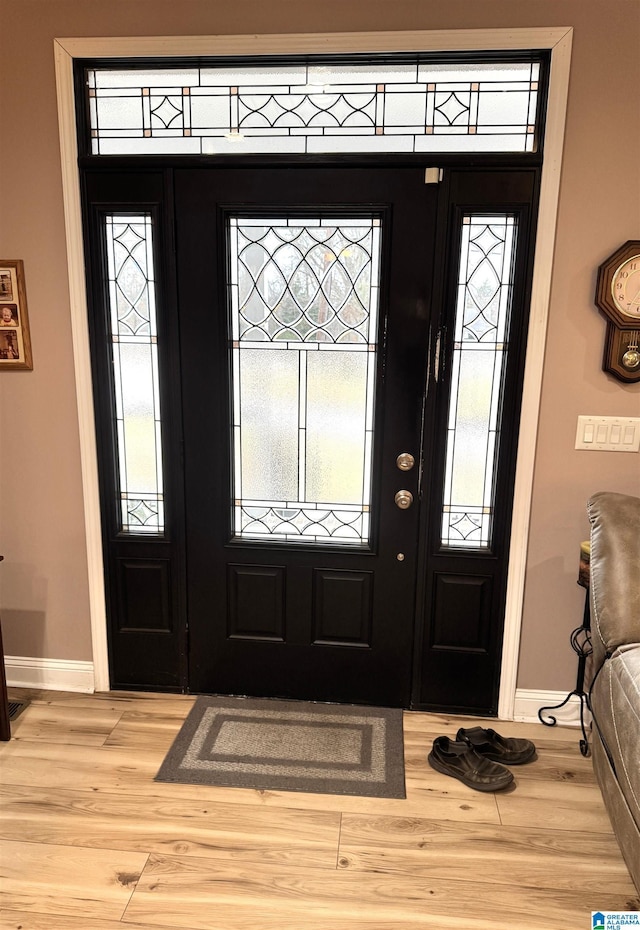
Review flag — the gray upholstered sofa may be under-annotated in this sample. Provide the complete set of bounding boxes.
[588,491,640,893]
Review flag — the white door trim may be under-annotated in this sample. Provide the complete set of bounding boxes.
[54,28,573,709]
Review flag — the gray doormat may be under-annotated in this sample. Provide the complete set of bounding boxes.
[155,695,406,799]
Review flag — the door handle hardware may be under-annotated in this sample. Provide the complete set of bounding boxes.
[395,490,414,510]
[396,452,415,471]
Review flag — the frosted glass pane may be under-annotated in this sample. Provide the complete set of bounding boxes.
[449,351,494,507]
[413,134,531,152]
[190,95,231,128]
[383,91,427,127]
[95,69,199,88]
[201,66,307,87]
[306,351,368,504]
[96,97,143,130]
[478,91,530,126]
[306,135,414,153]
[418,63,535,82]
[95,137,202,155]
[122,420,157,494]
[239,348,298,501]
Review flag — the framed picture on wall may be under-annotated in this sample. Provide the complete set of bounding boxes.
[0,260,33,370]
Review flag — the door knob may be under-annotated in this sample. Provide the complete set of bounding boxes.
[396,452,415,471]
[395,490,413,510]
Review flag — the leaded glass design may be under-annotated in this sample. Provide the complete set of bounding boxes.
[86,59,541,155]
[229,217,380,544]
[104,215,164,534]
[441,214,518,549]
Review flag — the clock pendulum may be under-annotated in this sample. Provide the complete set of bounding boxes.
[621,331,640,371]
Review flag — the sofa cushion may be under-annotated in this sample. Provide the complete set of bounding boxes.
[591,644,640,833]
[588,491,640,667]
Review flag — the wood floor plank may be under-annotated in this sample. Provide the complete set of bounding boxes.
[0,784,341,868]
[8,703,124,746]
[0,740,501,822]
[0,910,179,930]
[7,688,196,716]
[338,813,637,894]
[123,852,639,930]
[0,840,148,920]
[495,785,616,832]
[102,711,186,753]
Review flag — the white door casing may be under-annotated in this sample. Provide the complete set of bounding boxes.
[53,28,573,715]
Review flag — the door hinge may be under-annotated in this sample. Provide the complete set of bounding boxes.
[424,167,443,184]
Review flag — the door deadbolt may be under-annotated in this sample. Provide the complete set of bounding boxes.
[395,490,414,510]
[396,452,415,471]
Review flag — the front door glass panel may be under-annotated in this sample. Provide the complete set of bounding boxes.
[228,216,381,544]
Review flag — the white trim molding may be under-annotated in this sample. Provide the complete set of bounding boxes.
[53,28,573,702]
[514,688,591,728]
[6,656,95,693]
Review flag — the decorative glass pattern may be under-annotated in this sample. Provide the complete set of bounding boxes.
[86,59,541,155]
[104,215,164,534]
[441,214,518,549]
[229,217,380,544]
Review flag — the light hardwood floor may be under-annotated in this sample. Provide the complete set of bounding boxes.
[0,688,638,930]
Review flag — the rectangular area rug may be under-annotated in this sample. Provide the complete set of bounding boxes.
[155,695,406,798]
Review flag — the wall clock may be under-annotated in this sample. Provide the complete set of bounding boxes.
[595,240,640,383]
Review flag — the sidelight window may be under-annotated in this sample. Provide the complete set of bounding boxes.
[441,214,518,549]
[104,214,165,534]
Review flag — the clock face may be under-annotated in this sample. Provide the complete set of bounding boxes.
[611,253,640,319]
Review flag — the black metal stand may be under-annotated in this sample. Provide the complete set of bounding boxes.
[538,593,593,756]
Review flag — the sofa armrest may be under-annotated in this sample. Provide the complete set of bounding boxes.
[588,491,640,671]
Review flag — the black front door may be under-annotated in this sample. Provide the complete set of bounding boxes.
[175,167,438,706]
[83,163,538,713]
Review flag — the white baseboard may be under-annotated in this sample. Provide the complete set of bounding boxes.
[2,665,588,717]
[5,656,95,693]
[514,688,591,728]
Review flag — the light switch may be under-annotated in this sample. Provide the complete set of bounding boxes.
[575,416,640,452]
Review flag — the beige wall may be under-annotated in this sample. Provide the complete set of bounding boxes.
[1,0,638,691]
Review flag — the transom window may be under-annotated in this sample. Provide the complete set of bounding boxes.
[84,55,545,156]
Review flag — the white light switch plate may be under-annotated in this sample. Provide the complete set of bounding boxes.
[575,416,640,452]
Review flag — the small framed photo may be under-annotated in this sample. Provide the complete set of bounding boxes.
[0,260,33,370]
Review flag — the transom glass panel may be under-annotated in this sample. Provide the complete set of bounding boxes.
[228,216,381,544]
[104,214,164,534]
[86,58,542,155]
[441,214,518,549]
